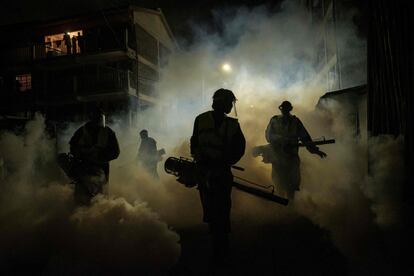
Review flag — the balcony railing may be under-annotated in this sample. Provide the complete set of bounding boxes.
[1,38,128,65]
[77,67,129,95]
[42,67,137,102]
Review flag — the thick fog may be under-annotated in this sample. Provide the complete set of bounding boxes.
[0,1,403,273]
[0,115,180,274]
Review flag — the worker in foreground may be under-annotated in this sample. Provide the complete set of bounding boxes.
[190,88,246,267]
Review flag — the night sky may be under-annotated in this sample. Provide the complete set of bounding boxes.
[1,0,283,44]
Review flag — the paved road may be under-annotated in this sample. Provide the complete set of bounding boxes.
[170,190,348,275]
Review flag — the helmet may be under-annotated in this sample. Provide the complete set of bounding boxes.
[140,129,148,138]
[89,107,106,127]
[279,101,293,111]
[213,88,236,103]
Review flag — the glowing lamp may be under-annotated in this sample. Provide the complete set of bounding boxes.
[221,63,232,73]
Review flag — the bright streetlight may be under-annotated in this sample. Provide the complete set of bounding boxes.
[221,63,232,73]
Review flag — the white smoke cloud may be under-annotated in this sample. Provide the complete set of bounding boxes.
[69,196,180,272]
[0,115,181,274]
[138,1,401,272]
[0,1,403,274]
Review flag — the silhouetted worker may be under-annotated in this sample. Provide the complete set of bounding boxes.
[63,32,72,54]
[71,35,77,54]
[265,101,326,199]
[69,108,120,204]
[191,88,246,266]
[77,32,84,53]
[137,129,159,178]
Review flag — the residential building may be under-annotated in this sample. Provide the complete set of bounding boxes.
[0,6,177,128]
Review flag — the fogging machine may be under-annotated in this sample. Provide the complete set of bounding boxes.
[252,138,335,163]
[164,157,289,206]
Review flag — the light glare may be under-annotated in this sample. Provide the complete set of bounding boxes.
[222,63,232,72]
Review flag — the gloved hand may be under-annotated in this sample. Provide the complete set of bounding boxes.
[316,150,327,159]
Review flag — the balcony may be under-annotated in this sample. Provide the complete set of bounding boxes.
[38,67,137,105]
[75,68,137,101]
[1,35,135,67]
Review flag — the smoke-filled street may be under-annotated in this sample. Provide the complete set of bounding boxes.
[0,0,411,275]
[173,203,349,275]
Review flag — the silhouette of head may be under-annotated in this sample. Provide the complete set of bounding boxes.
[140,129,148,139]
[279,101,293,116]
[212,88,236,114]
[89,107,105,126]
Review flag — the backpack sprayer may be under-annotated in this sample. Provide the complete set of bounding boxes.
[164,157,289,206]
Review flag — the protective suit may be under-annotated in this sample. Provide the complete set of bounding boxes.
[265,111,321,199]
[137,130,159,178]
[69,119,119,204]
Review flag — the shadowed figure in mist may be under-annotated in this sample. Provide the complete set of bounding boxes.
[191,88,246,268]
[136,129,160,179]
[69,108,120,205]
[265,101,326,199]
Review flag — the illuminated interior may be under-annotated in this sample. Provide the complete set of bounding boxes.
[16,74,32,92]
[44,30,83,54]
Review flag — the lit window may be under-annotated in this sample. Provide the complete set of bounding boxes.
[16,74,32,92]
[44,30,83,55]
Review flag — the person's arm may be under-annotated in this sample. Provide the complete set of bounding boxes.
[101,129,120,162]
[297,119,327,158]
[147,138,158,162]
[69,127,83,158]
[297,119,312,142]
[228,123,246,165]
[150,138,157,154]
[190,117,199,157]
[265,118,273,143]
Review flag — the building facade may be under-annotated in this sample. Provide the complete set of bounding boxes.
[304,0,366,92]
[305,0,367,138]
[0,6,177,128]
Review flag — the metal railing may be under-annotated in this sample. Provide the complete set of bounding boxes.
[1,38,127,64]
[76,67,129,95]
[37,65,136,102]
